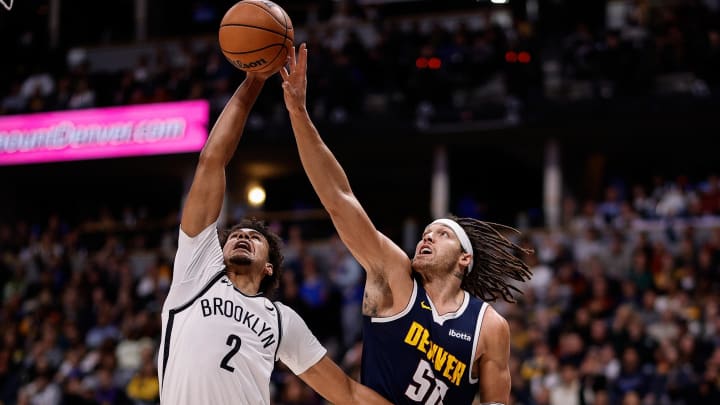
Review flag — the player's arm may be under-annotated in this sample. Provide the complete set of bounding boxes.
[298,355,392,405]
[278,303,391,404]
[280,44,412,315]
[475,307,511,404]
[180,72,270,237]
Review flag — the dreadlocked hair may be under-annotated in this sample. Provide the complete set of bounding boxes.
[218,218,284,299]
[448,215,533,303]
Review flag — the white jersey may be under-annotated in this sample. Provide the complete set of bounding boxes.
[158,222,327,405]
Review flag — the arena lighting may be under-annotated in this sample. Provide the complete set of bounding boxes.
[416,57,442,69]
[247,184,266,207]
[505,51,532,63]
[490,0,509,4]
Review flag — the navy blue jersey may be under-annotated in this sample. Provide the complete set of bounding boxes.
[361,279,489,404]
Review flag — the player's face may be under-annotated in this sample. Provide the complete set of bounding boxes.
[223,228,270,267]
[412,223,464,274]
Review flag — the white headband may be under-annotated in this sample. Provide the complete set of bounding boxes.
[431,219,474,273]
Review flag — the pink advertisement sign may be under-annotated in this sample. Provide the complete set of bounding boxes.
[0,100,209,166]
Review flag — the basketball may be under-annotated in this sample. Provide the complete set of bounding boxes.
[219,0,294,74]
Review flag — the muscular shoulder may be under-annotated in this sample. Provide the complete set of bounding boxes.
[477,306,510,361]
[482,307,510,339]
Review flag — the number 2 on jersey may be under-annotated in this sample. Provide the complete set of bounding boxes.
[405,359,448,404]
[220,334,242,372]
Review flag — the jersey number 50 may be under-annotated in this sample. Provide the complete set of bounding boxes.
[404,359,448,404]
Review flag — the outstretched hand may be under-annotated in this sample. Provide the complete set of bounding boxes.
[280,43,308,115]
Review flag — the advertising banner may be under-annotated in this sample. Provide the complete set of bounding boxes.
[0,100,209,166]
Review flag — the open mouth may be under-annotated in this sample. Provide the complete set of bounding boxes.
[234,241,252,253]
[418,245,432,255]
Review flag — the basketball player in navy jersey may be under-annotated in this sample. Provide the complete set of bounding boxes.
[281,44,532,404]
[158,70,391,405]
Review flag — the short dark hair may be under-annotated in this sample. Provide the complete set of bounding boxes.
[448,214,533,303]
[219,218,284,298]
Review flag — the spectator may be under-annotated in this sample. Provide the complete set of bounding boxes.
[125,350,159,405]
[549,359,583,405]
[18,364,61,405]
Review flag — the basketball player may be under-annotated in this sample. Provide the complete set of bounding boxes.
[158,71,391,405]
[280,44,532,404]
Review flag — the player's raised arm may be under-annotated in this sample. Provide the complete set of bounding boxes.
[180,72,270,237]
[280,44,413,316]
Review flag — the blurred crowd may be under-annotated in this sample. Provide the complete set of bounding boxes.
[2,0,720,129]
[503,173,720,405]
[0,203,367,405]
[549,0,720,100]
[1,172,720,404]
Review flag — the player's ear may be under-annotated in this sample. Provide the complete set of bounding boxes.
[264,263,273,276]
[459,252,472,269]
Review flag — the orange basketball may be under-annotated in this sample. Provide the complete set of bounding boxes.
[218,0,294,74]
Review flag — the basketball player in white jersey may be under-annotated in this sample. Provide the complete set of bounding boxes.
[158,71,391,405]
